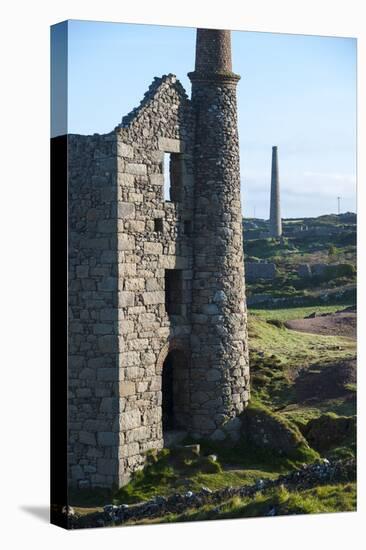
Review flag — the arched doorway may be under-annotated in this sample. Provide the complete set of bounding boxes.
[161,348,190,434]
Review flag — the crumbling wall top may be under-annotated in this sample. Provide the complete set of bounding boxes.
[119,74,190,129]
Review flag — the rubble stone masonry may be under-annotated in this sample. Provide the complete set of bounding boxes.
[68,29,249,489]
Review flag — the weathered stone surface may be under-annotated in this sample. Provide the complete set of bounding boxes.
[142,291,165,305]
[125,163,147,175]
[120,351,140,367]
[98,398,114,414]
[76,265,89,278]
[71,465,84,480]
[79,431,97,446]
[158,137,184,153]
[119,381,136,397]
[202,304,219,315]
[119,442,140,458]
[98,335,118,353]
[144,242,163,255]
[245,262,277,282]
[98,432,118,446]
[119,142,134,159]
[98,277,117,292]
[120,410,141,430]
[118,173,134,187]
[149,174,164,186]
[118,234,135,251]
[188,28,249,436]
[118,202,135,219]
[97,458,118,476]
[119,292,135,307]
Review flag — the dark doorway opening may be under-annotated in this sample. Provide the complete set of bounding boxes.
[161,349,190,434]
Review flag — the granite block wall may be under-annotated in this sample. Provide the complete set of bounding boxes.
[68,75,196,488]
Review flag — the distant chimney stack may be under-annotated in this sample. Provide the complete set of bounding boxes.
[269,146,282,237]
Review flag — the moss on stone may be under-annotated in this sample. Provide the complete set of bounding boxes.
[241,400,319,464]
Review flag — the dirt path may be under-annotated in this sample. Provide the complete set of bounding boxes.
[285,312,356,339]
[294,358,356,402]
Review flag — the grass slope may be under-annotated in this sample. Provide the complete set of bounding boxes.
[250,304,353,321]
[113,447,281,505]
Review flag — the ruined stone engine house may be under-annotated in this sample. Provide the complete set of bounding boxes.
[68,29,250,488]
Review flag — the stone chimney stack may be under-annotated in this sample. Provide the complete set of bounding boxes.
[269,145,282,237]
[188,29,250,440]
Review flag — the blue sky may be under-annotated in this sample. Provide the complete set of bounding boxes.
[64,20,356,219]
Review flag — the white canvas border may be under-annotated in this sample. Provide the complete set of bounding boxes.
[0,1,364,549]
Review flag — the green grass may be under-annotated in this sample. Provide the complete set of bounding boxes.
[112,448,278,505]
[248,315,355,412]
[249,303,353,322]
[193,436,316,473]
[281,395,356,428]
[248,315,355,368]
[248,313,356,435]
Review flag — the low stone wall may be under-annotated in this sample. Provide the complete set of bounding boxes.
[298,264,312,278]
[297,263,355,279]
[64,458,355,528]
[246,285,356,307]
[312,263,331,277]
[245,262,277,282]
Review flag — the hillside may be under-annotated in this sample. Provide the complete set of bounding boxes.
[243,213,356,307]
